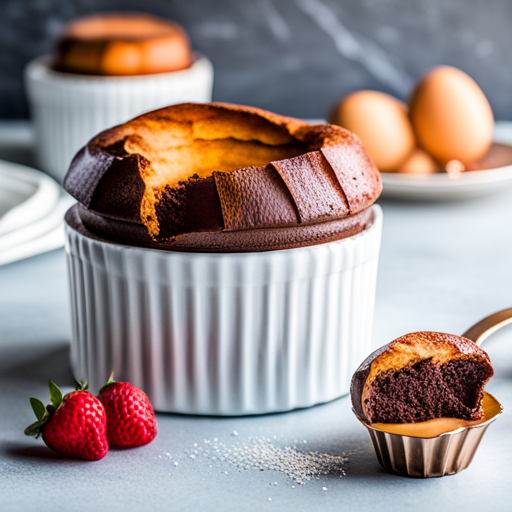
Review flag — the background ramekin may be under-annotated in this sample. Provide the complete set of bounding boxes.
[64,205,383,416]
[25,55,213,181]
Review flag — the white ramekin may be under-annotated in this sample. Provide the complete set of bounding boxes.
[64,205,383,416]
[24,55,214,181]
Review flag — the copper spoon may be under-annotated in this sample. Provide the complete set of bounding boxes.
[358,308,512,478]
[462,307,512,346]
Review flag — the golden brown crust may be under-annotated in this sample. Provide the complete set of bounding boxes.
[64,102,381,252]
[360,332,493,420]
[54,13,192,76]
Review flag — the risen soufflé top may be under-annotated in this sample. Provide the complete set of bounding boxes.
[64,102,382,252]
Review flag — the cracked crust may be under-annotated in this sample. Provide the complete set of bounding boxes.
[64,102,381,252]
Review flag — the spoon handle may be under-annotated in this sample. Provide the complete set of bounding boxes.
[462,307,512,346]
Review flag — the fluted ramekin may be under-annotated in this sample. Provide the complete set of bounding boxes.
[359,401,501,478]
[64,204,382,415]
[25,55,213,181]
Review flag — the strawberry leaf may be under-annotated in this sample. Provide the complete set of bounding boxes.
[24,417,48,438]
[48,380,62,409]
[30,398,45,420]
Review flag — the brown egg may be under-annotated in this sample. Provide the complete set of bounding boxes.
[395,148,440,174]
[410,66,494,166]
[330,90,416,172]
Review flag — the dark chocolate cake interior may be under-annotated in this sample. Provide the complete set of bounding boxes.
[365,358,493,424]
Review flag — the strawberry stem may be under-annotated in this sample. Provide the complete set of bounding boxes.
[98,372,116,395]
[74,381,89,391]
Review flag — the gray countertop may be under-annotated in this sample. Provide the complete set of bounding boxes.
[2,177,512,511]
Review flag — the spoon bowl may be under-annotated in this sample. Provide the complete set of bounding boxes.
[356,307,511,477]
[357,392,502,478]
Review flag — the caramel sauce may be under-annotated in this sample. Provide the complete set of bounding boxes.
[370,392,502,438]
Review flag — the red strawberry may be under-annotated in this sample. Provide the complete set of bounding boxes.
[99,377,157,448]
[25,380,108,461]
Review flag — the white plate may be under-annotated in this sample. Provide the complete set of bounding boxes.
[0,159,74,265]
[0,222,67,267]
[381,121,512,200]
[0,160,60,236]
[380,165,512,200]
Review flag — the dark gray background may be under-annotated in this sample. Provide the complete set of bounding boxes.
[0,0,510,120]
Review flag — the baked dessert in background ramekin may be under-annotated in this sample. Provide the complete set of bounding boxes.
[64,103,383,415]
[25,13,213,181]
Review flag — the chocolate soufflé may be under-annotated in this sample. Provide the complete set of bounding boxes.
[351,332,494,424]
[64,102,382,252]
